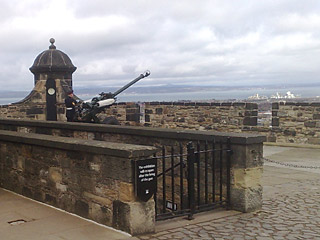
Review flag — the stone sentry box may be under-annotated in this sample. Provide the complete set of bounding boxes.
[0,130,158,235]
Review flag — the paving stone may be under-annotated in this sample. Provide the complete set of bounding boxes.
[136,178,320,240]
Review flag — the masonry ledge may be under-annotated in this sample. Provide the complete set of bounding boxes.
[0,129,157,158]
[0,118,266,144]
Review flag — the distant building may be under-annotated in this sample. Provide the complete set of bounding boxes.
[247,93,268,100]
[270,91,299,99]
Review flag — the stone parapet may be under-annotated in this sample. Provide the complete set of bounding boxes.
[0,119,266,214]
[102,101,258,131]
[0,129,157,235]
[271,101,320,144]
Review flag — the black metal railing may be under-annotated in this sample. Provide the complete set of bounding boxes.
[154,138,232,221]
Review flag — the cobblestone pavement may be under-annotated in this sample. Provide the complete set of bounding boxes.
[134,146,320,240]
[136,180,320,240]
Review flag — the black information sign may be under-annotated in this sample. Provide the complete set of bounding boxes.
[135,158,157,202]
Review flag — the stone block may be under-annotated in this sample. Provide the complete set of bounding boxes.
[57,194,75,212]
[126,113,140,122]
[49,167,62,183]
[66,151,85,161]
[285,102,297,106]
[149,102,159,105]
[185,102,195,106]
[233,167,263,189]
[22,186,33,198]
[195,102,210,106]
[25,159,37,175]
[26,107,44,115]
[296,102,310,106]
[245,103,258,110]
[231,144,263,169]
[307,138,320,144]
[89,162,101,172]
[245,111,258,117]
[313,114,320,120]
[310,102,320,107]
[90,202,112,226]
[45,194,57,205]
[172,102,185,106]
[56,182,67,192]
[272,102,279,109]
[272,117,279,127]
[17,156,25,171]
[267,135,276,142]
[221,102,232,106]
[74,131,88,139]
[211,102,221,106]
[233,102,246,107]
[243,117,257,126]
[75,200,89,218]
[283,129,296,136]
[95,183,119,200]
[155,108,163,114]
[83,191,112,207]
[119,182,135,202]
[305,121,317,128]
[126,108,139,114]
[35,127,52,135]
[113,199,155,235]
[101,157,132,182]
[230,185,262,212]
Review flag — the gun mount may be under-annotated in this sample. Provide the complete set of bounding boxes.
[75,70,150,123]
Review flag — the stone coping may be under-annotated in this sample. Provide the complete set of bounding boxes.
[264,141,320,149]
[0,129,157,158]
[275,102,320,107]
[0,118,266,145]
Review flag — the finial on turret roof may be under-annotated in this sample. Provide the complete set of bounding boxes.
[49,38,56,49]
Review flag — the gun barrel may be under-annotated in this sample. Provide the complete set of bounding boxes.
[112,70,150,97]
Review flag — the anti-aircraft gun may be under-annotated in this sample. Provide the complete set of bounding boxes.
[75,70,150,123]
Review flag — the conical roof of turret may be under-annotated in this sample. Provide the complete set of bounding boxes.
[29,38,76,74]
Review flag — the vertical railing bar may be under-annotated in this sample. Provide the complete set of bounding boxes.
[212,139,216,203]
[171,146,175,212]
[219,141,223,203]
[179,143,184,210]
[187,142,195,220]
[162,146,166,213]
[197,141,201,206]
[226,137,231,209]
[153,152,158,216]
[205,141,208,204]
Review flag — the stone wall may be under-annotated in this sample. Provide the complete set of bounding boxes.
[0,119,266,214]
[0,79,70,121]
[4,93,320,145]
[271,102,320,144]
[0,129,157,235]
[103,100,320,145]
[104,101,258,131]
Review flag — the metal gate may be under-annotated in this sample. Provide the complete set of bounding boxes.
[154,138,232,221]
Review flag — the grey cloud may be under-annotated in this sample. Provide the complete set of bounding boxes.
[1,0,320,92]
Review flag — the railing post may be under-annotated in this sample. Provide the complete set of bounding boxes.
[226,137,232,209]
[187,142,195,220]
[162,146,166,214]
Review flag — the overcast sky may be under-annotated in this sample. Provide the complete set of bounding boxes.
[1,0,320,91]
